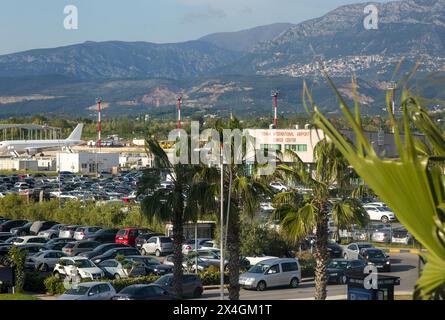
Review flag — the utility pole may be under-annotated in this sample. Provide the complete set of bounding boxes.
[271,90,279,128]
[96,97,102,177]
[220,144,225,300]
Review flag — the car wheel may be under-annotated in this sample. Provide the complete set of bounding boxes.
[155,249,161,257]
[193,287,203,298]
[256,281,267,291]
[381,215,389,223]
[114,274,121,280]
[40,264,49,272]
[141,248,147,256]
[290,278,299,288]
[339,275,348,285]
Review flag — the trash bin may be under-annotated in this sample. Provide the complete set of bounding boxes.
[347,274,400,300]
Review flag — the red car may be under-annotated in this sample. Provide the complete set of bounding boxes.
[115,228,151,247]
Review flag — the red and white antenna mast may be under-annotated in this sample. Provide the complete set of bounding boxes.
[271,90,279,128]
[96,97,102,150]
[177,96,183,129]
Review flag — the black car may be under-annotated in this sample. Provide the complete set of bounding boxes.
[135,232,164,250]
[360,248,391,272]
[78,243,129,259]
[0,233,13,242]
[327,259,367,284]
[327,241,343,259]
[83,228,120,243]
[41,241,71,251]
[29,221,59,235]
[92,247,141,264]
[10,221,34,236]
[155,274,203,298]
[0,220,28,233]
[126,255,173,276]
[112,284,175,300]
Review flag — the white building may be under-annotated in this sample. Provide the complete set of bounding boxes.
[119,153,152,169]
[56,152,119,174]
[0,158,38,171]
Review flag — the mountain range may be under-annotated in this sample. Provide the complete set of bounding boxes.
[0,0,443,118]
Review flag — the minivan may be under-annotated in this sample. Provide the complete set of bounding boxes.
[115,228,150,247]
[239,258,301,291]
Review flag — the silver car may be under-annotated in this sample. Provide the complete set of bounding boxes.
[25,250,67,272]
[343,242,373,260]
[39,224,68,239]
[73,226,102,240]
[59,225,81,238]
[58,282,116,300]
[239,258,301,291]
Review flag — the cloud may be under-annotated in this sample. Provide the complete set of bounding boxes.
[181,5,227,24]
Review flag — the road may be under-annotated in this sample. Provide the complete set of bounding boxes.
[198,252,419,300]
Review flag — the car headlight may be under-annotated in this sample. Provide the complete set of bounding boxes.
[386,261,390,264]
[367,262,374,265]
[330,273,338,276]
[245,278,256,284]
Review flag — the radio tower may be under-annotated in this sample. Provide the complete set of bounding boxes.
[271,90,279,128]
[96,97,102,150]
[177,96,182,129]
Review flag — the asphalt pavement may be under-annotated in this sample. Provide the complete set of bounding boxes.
[198,252,419,300]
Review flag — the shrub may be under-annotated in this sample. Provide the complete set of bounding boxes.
[24,271,47,293]
[7,246,26,293]
[199,271,229,286]
[44,276,65,295]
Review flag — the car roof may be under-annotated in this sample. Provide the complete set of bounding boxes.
[256,258,298,264]
[17,236,45,240]
[61,256,89,260]
[77,282,110,287]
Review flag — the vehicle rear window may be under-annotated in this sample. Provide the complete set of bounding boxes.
[282,262,298,272]
[117,230,127,235]
[160,237,172,243]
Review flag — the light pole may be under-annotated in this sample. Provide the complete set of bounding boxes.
[220,144,225,300]
[271,90,279,128]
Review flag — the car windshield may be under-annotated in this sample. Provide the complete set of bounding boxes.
[328,260,349,269]
[65,286,90,295]
[154,275,172,286]
[76,260,95,268]
[248,263,271,274]
[358,244,372,249]
[366,251,386,259]
[160,238,172,243]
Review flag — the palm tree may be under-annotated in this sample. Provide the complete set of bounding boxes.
[273,139,368,300]
[138,136,215,299]
[304,76,445,299]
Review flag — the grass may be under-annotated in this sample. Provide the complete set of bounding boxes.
[395,295,413,300]
[0,293,40,300]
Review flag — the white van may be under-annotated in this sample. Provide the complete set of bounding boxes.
[239,258,301,291]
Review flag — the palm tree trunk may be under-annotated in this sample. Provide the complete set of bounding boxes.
[227,209,240,300]
[172,205,184,299]
[313,200,329,300]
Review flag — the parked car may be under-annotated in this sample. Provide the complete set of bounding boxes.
[363,204,396,223]
[53,257,104,280]
[327,241,343,259]
[38,224,68,239]
[62,241,101,256]
[73,226,102,241]
[343,242,374,260]
[98,259,147,279]
[12,236,48,246]
[0,220,28,232]
[10,221,34,236]
[269,182,288,192]
[239,258,301,291]
[141,236,173,257]
[115,228,151,247]
[391,226,413,245]
[245,255,279,266]
[371,228,392,243]
[154,274,203,298]
[112,284,175,300]
[84,228,120,243]
[78,243,128,259]
[58,282,116,300]
[135,232,165,250]
[92,247,141,264]
[360,248,391,272]
[58,225,81,238]
[0,232,13,242]
[25,250,67,271]
[327,259,367,284]
[126,255,173,276]
[29,221,58,235]
[194,249,228,268]
[182,238,213,254]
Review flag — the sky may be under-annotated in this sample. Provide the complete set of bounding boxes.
[0,0,390,55]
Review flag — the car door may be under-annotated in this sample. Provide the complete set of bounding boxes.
[99,260,118,276]
[98,283,114,300]
[349,260,365,276]
[146,238,156,254]
[346,244,359,259]
[264,264,282,287]
[45,252,60,268]
[87,285,101,300]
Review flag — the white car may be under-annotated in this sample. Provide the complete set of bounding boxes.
[371,228,392,243]
[58,282,116,301]
[269,182,288,192]
[363,205,396,223]
[245,255,279,266]
[182,238,213,254]
[141,236,173,257]
[58,225,81,238]
[53,257,104,280]
[38,224,68,239]
[97,259,146,280]
[12,236,48,246]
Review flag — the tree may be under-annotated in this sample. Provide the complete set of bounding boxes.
[138,135,215,299]
[272,139,368,300]
[304,76,445,299]
[7,246,26,293]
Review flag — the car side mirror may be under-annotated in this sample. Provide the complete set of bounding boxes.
[88,292,95,296]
